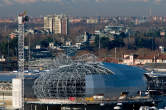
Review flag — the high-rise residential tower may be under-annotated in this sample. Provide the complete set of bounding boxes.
[44,14,68,35]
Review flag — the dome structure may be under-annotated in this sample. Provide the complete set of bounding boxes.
[33,54,147,98]
[34,62,113,98]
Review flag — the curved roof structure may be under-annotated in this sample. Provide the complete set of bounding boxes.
[33,54,147,98]
[102,63,146,88]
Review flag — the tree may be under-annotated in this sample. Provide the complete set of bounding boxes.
[112,38,125,48]
[119,32,126,38]
[95,36,111,49]
[0,41,8,56]
[100,37,110,48]
[9,37,18,56]
[40,40,49,48]
[135,37,156,50]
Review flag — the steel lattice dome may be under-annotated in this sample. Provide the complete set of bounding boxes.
[33,54,147,98]
[34,62,113,98]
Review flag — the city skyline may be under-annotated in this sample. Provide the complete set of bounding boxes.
[0,0,166,17]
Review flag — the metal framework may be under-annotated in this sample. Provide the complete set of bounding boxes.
[18,15,25,110]
[75,54,98,63]
[18,24,24,78]
[33,54,113,98]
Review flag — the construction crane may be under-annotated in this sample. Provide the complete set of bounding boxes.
[17,11,29,110]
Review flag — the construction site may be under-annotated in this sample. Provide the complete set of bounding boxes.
[0,54,156,110]
[0,13,163,110]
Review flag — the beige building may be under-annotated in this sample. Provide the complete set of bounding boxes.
[0,55,5,62]
[156,54,166,63]
[122,54,166,65]
[122,54,154,65]
[86,18,98,24]
[44,15,68,35]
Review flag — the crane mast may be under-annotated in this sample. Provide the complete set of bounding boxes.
[17,12,28,110]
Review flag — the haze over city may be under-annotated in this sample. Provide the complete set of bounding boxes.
[0,0,166,17]
[1,0,166,109]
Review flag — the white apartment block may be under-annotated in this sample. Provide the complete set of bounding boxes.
[44,15,68,35]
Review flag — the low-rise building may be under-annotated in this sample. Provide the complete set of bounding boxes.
[160,31,165,36]
[69,18,82,24]
[156,54,166,63]
[9,32,18,39]
[36,45,41,49]
[122,54,166,65]
[49,42,55,49]
[122,54,137,65]
[86,18,98,24]
[134,55,154,65]
[0,56,5,62]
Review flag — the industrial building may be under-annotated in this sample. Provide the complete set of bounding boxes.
[44,14,68,35]
[145,71,166,95]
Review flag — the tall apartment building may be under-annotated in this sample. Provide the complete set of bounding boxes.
[44,15,68,35]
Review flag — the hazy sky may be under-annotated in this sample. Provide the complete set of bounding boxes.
[0,0,165,17]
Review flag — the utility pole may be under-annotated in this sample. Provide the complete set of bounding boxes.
[98,35,100,57]
[115,48,117,60]
[28,35,31,69]
[8,36,9,58]
[26,34,31,71]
